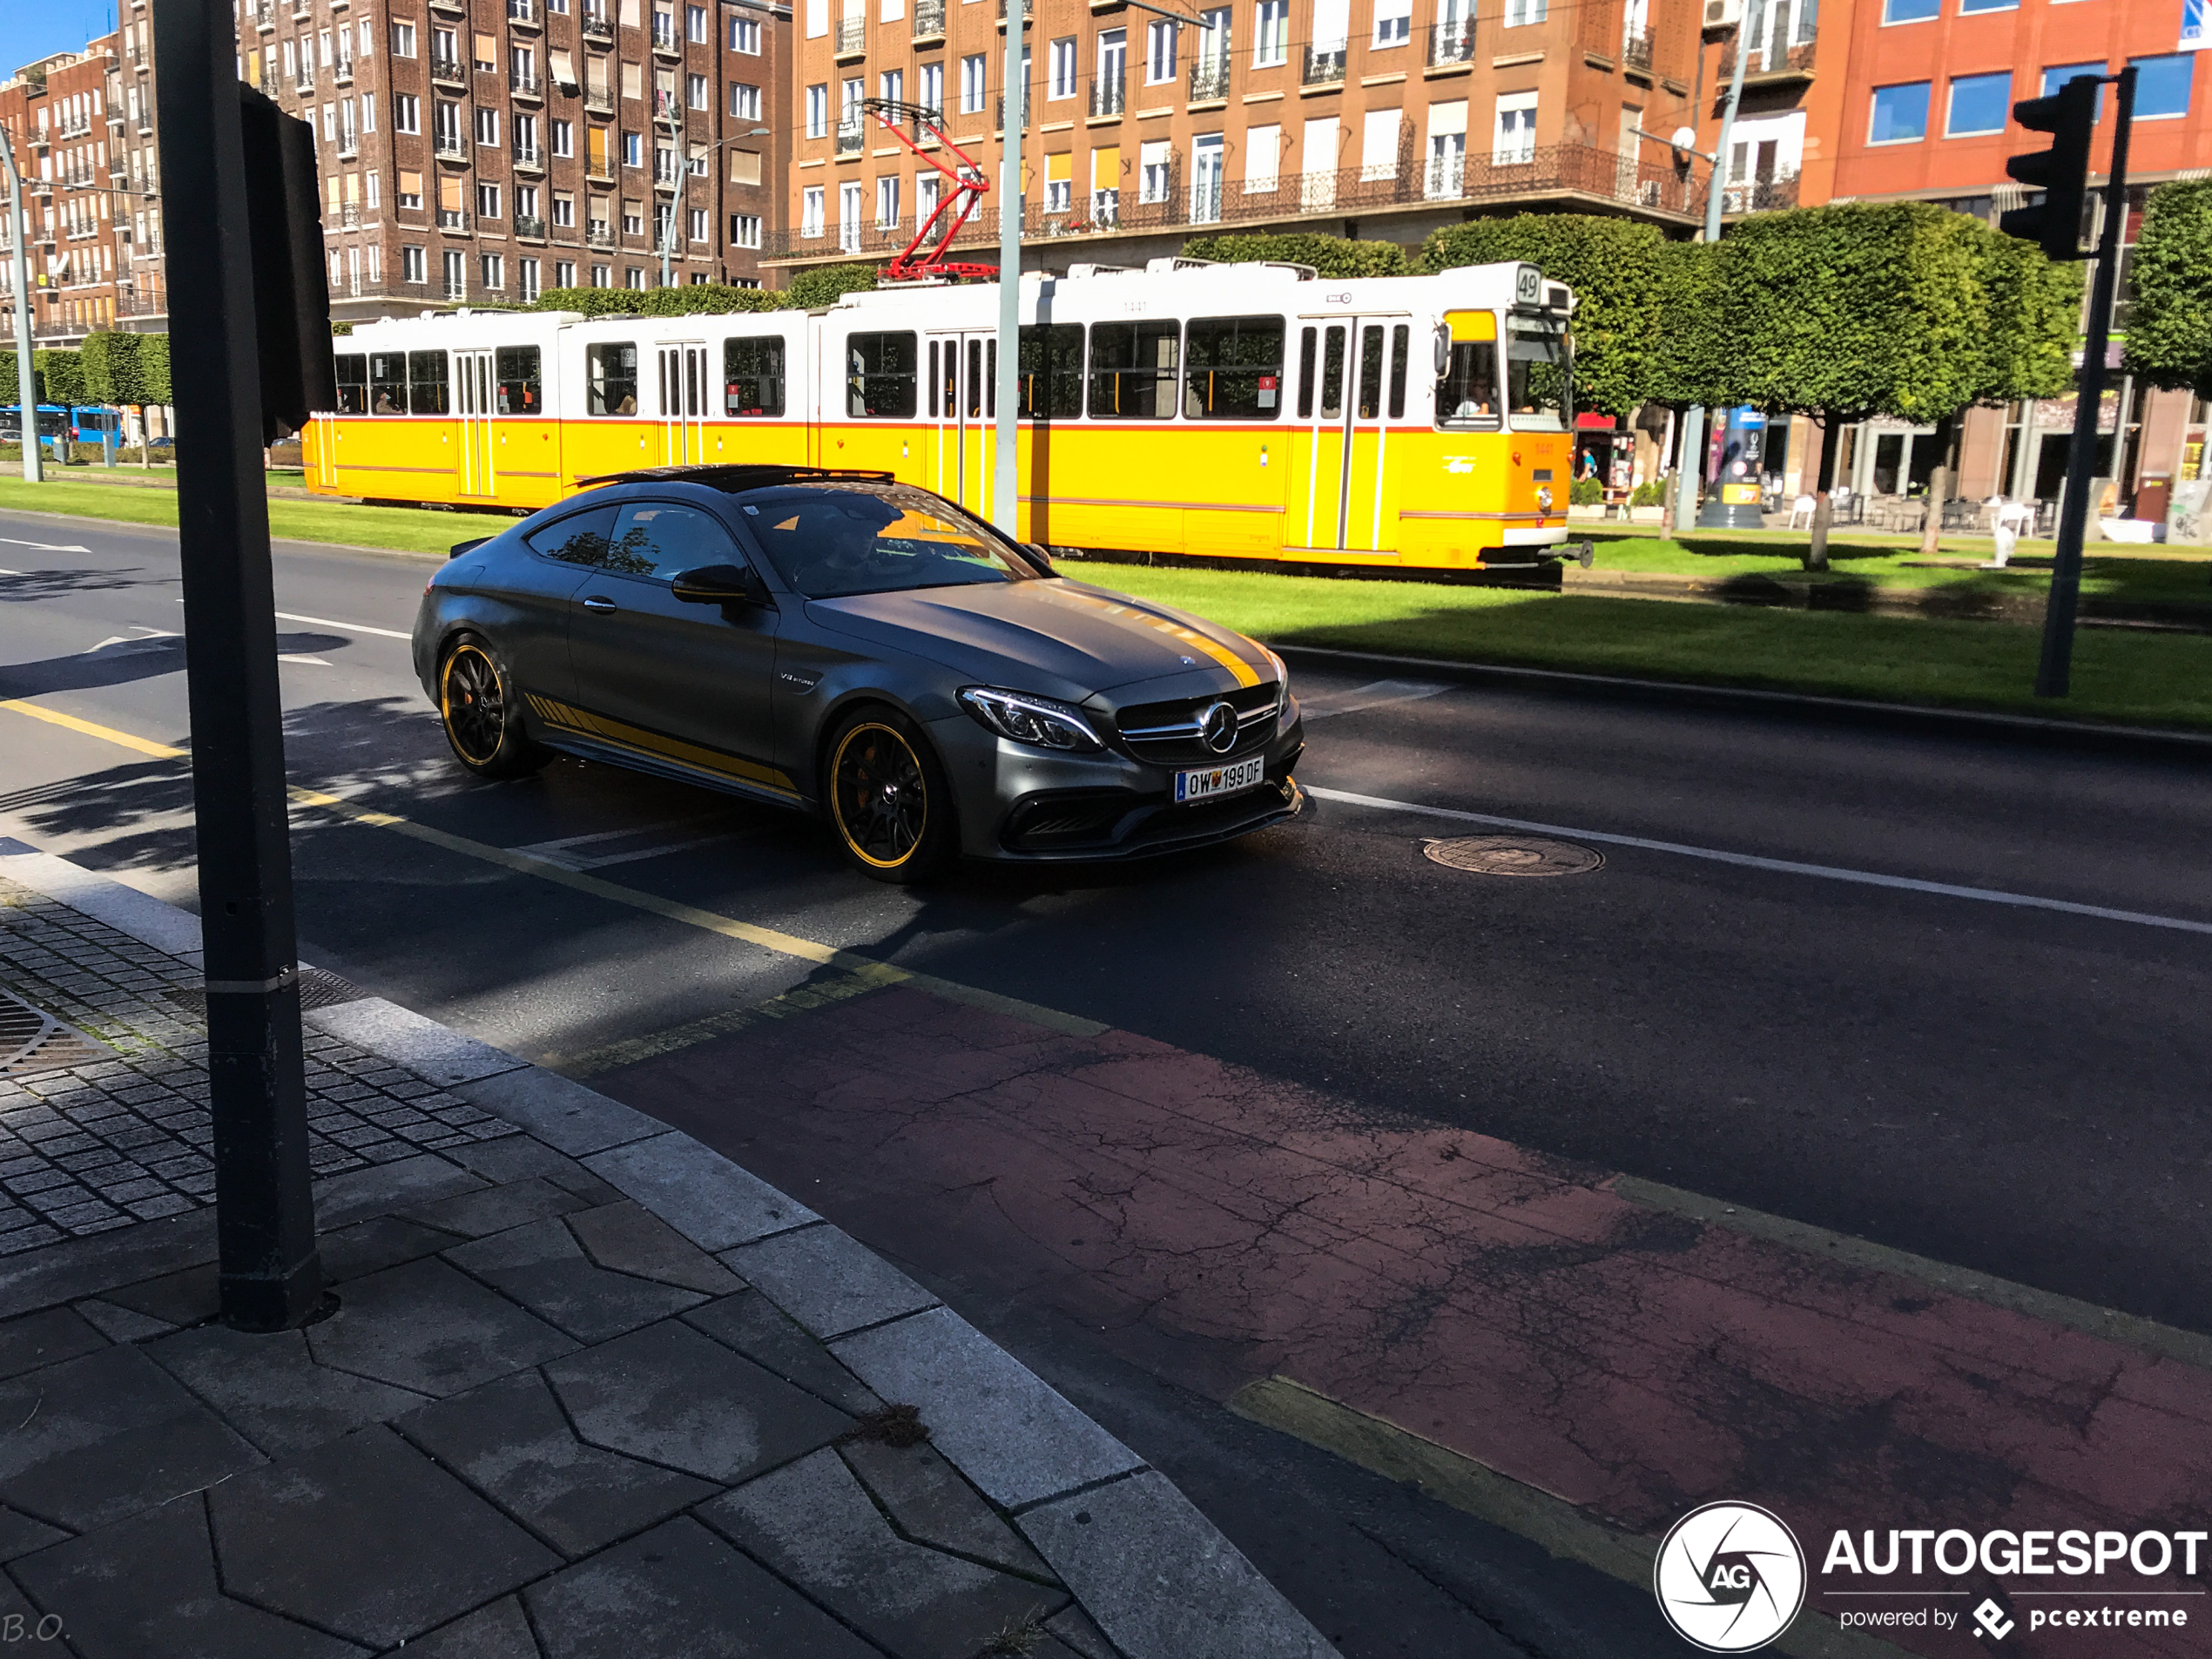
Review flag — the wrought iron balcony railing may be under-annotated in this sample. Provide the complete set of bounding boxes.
[1189,58,1229,100]
[1427,20,1474,64]
[1089,76,1124,117]
[1302,44,1345,86]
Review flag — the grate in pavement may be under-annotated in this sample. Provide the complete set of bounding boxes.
[1423,835,1606,878]
[162,966,368,1018]
[0,988,113,1078]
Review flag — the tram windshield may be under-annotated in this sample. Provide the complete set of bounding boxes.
[1505,314,1570,431]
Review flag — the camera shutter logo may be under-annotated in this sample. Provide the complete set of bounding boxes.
[1653,1501,1807,1652]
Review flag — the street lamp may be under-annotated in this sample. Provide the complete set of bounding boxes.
[658,122,772,288]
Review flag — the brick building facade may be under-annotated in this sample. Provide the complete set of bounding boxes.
[775,0,1710,274]
[238,0,791,323]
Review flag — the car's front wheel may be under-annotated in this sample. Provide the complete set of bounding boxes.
[825,709,956,882]
[437,635,549,780]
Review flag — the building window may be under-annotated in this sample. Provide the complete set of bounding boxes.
[556,260,577,286]
[802,185,826,236]
[920,60,944,112]
[1869,80,1931,144]
[1503,0,1545,25]
[591,263,611,287]
[730,13,761,51]
[1253,0,1287,66]
[1959,0,2014,12]
[1881,0,1938,20]
[477,181,502,219]
[840,180,864,250]
[684,206,705,240]
[961,54,987,112]
[2130,54,2194,118]
[366,170,381,206]
[553,190,576,226]
[876,173,900,226]
[1146,19,1176,82]
[1493,91,1536,161]
[546,118,571,157]
[1945,71,2011,136]
[402,245,427,283]
[391,21,417,55]
[481,253,505,289]
[917,171,941,223]
[626,266,645,289]
[1372,0,1410,48]
[732,212,762,246]
[624,130,644,166]
[398,168,424,208]
[688,3,708,40]
[442,248,466,299]
[475,106,501,146]
[879,68,904,105]
[1139,137,1171,200]
[731,81,762,118]
[1045,152,1071,210]
[688,72,708,109]
[624,199,644,234]
[518,258,540,300]
[806,83,830,136]
[1049,37,1077,98]
[394,92,421,132]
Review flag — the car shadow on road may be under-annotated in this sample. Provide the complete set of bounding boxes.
[0,566,162,604]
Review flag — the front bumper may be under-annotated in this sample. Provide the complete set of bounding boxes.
[928,707,1307,864]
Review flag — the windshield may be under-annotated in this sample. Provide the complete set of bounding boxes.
[1505,314,1570,431]
[741,483,1037,600]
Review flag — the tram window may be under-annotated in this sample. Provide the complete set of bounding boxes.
[724,335,786,416]
[1355,327,1385,420]
[1018,324,1083,420]
[1319,326,1346,421]
[963,340,996,418]
[848,331,918,419]
[1183,315,1284,421]
[929,341,955,418]
[368,354,408,415]
[1438,311,1501,429]
[1296,328,1317,420]
[334,354,368,415]
[586,342,639,415]
[1505,314,1569,430]
[1087,320,1179,420]
[408,350,450,415]
[1387,325,1409,420]
[495,346,542,415]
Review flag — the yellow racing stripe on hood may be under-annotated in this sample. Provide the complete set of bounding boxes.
[1047,588,1261,688]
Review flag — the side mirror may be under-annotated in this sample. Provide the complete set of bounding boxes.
[1433,324,1452,380]
[671,563,768,605]
[1022,542,1055,574]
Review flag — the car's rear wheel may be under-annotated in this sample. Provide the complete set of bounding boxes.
[438,635,549,780]
[826,710,956,882]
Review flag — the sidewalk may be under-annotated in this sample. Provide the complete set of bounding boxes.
[0,841,1334,1659]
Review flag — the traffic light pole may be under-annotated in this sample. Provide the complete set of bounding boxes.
[2035,64,2134,700]
[0,135,41,484]
[154,0,324,1331]
[1671,4,1755,536]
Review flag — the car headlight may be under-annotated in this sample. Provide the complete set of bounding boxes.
[1264,648,1290,698]
[958,687,1103,752]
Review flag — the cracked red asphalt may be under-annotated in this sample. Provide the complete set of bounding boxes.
[595,986,2208,1657]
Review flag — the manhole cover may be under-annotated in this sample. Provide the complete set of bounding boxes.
[1423,835,1605,878]
[0,988,112,1078]
[163,966,366,1018]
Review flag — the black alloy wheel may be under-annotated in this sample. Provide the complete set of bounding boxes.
[438,637,548,779]
[826,712,954,881]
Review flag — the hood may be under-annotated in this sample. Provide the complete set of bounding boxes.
[806,579,1271,700]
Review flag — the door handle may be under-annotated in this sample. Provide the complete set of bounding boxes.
[582,596,617,613]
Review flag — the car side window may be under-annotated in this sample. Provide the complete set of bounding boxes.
[524,505,622,567]
[602,502,747,581]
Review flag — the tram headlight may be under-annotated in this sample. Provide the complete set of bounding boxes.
[1536,486,1554,512]
[958,687,1104,752]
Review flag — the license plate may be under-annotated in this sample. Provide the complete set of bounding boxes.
[1175,754,1265,804]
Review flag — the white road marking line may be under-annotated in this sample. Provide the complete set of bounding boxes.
[508,818,734,871]
[168,597,412,641]
[277,655,333,666]
[1298,679,1454,722]
[1306,785,2212,938]
[0,537,90,553]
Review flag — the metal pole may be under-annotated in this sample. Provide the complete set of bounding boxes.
[1673,1,1756,536]
[0,137,41,482]
[153,0,323,1331]
[2036,64,2134,699]
[992,0,1022,536]
[660,98,680,287]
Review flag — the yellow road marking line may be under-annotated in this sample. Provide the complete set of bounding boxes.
[0,698,1107,1038]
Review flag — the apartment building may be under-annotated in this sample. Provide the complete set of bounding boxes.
[239,0,790,322]
[774,0,1709,273]
[0,18,167,349]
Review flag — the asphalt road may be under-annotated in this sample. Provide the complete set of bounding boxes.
[3,509,2209,1655]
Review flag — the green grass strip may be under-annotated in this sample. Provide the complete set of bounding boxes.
[0,475,491,558]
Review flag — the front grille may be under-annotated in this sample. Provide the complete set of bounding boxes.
[1112,681,1282,765]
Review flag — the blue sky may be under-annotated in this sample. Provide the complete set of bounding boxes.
[1,4,119,78]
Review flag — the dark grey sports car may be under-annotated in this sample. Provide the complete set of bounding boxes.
[411,465,1305,880]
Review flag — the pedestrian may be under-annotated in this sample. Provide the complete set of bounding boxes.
[1986,497,2024,568]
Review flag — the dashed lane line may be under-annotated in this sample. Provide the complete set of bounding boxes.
[1308,784,2212,938]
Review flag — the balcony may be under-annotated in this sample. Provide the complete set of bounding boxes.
[337,202,362,227]
[582,14,614,40]
[428,0,469,14]
[1089,76,1124,117]
[437,206,471,230]
[1718,37,1815,84]
[995,0,1032,23]
[834,121,863,156]
[59,116,94,138]
[513,143,545,172]
[912,0,945,38]
[583,85,614,112]
[127,44,148,70]
[511,69,543,98]
[334,57,354,84]
[835,17,866,57]
[1189,57,1229,101]
[106,110,125,128]
[516,214,548,239]
[1622,27,1653,73]
[586,223,614,246]
[995,93,1027,130]
[429,53,467,85]
[337,138,359,158]
[651,24,683,57]
[1721,169,1799,214]
[1426,19,1474,66]
[295,70,316,94]
[1301,44,1345,86]
[434,133,469,160]
[253,3,274,30]
[508,0,541,24]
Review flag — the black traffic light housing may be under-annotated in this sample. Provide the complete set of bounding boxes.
[238,86,337,442]
[1998,75,2099,261]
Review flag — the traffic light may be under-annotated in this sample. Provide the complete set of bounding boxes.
[1999,75,2099,260]
[238,86,335,442]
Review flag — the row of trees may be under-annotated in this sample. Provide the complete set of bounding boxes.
[0,334,173,463]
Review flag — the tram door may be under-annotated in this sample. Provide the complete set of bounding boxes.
[657,341,709,465]
[454,350,497,499]
[926,334,996,521]
[1294,317,1405,552]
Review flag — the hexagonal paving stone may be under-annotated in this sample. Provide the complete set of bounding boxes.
[147,1324,431,1459]
[444,1217,707,1344]
[304,1257,574,1397]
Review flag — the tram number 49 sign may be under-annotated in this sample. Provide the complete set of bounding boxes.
[1515,265,1542,306]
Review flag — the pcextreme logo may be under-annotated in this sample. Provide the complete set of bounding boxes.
[1654,1501,1809,1652]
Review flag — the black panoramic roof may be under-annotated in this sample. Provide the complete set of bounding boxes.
[575,465,898,494]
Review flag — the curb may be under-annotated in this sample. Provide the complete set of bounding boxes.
[0,843,1338,1659]
[1270,643,2212,760]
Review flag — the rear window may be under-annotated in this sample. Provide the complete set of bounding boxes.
[739,483,1033,599]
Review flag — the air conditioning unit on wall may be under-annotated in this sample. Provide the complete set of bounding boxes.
[1703,0,1742,27]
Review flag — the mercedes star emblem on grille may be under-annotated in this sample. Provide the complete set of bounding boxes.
[1199,701,1240,754]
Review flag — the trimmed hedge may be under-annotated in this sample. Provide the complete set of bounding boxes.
[1180,233,1413,278]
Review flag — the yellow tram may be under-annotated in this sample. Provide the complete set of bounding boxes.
[308,257,1577,570]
